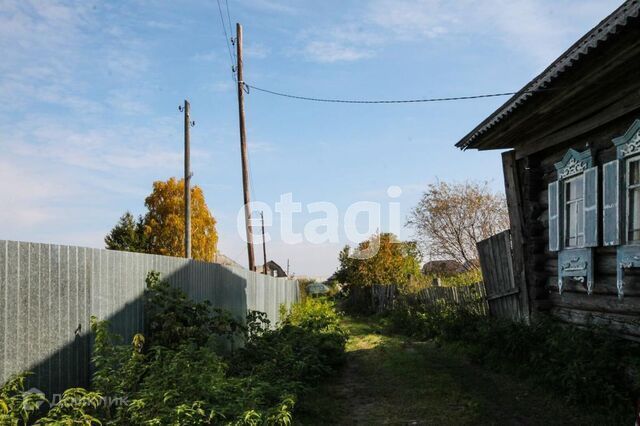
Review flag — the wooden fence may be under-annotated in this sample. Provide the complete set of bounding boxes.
[477,230,525,321]
[369,282,488,315]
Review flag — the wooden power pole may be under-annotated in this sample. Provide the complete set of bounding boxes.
[261,211,267,274]
[181,100,193,259]
[236,23,256,271]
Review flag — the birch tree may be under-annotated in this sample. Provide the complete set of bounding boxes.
[407,181,509,269]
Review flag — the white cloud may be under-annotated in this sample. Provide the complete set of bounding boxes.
[0,159,79,226]
[205,81,234,93]
[300,24,382,63]
[145,20,176,30]
[367,0,454,40]
[192,50,219,62]
[105,49,150,79]
[238,0,298,15]
[305,41,374,63]
[248,141,277,153]
[301,0,621,66]
[3,116,182,173]
[245,42,271,59]
[106,90,151,115]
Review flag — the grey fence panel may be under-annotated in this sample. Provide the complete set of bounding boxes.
[0,240,300,397]
[255,274,265,314]
[37,244,49,391]
[0,241,6,384]
[477,230,522,321]
[8,241,19,386]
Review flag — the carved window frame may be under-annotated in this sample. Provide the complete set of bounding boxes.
[549,148,597,295]
[609,119,640,298]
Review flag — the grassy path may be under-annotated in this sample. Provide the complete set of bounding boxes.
[299,314,612,425]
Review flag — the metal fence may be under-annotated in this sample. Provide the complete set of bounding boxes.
[0,240,300,398]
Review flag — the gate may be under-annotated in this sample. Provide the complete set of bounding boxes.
[477,230,523,321]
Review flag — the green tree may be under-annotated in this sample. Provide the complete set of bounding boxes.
[335,233,421,287]
[104,212,147,252]
[105,178,218,261]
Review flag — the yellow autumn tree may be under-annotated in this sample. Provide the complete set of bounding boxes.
[143,177,218,261]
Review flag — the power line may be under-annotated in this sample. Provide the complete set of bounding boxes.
[216,0,236,80]
[244,84,552,104]
[224,0,236,62]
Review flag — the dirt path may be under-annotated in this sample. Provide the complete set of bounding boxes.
[298,315,613,425]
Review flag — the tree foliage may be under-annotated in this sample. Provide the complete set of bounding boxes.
[334,233,421,287]
[105,178,218,262]
[104,212,147,252]
[1,272,347,425]
[407,181,508,269]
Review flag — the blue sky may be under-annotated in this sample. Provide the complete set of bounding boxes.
[0,0,622,278]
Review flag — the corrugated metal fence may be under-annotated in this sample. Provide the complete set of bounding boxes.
[0,240,300,398]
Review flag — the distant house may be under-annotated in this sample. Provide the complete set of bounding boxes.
[422,260,465,276]
[257,260,287,277]
[214,253,244,269]
[456,1,640,339]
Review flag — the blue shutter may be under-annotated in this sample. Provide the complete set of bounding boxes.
[603,160,620,246]
[583,167,598,247]
[548,181,560,252]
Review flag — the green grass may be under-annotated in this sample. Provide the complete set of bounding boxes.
[298,314,617,425]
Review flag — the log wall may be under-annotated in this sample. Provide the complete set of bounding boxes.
[513,111,640,340]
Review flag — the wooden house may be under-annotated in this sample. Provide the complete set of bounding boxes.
[457,1,640,339]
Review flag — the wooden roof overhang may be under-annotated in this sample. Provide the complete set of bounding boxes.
[456,1,640,159]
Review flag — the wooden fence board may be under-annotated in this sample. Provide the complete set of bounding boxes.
[478,230,523,321]
[370,282,488,315]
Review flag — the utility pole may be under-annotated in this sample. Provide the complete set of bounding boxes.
[286,259,290,277]
[261,211,267,274]
[179,100,194,259]
[235,23,256,271]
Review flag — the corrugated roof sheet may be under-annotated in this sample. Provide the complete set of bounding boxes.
[456,0,640,150]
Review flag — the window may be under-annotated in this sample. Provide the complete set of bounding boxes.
[549,148,597,294]
[627,157,640,242]
[564,175,584,247]
[609,119,640,298]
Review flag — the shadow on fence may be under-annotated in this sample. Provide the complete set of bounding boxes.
[0,240,299,400]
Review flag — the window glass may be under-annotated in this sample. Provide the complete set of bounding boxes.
[628,158,640,242]
[564,176,584,247]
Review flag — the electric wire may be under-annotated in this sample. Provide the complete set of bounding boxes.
[216,0,236,81]
[244,84,551,104]
[224,0,236,63]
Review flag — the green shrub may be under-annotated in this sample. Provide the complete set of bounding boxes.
[122,343,293,425]
[0,373,104,425]
[0,272,346,425]
[439,269,482,287]
[0,373,48,425]
[35,388,103,425]
[144,271,245,349]
[389,302,639,420]
[230,298,348,405]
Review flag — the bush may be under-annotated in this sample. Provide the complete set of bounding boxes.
[144,271,244,349]
[389,302,639,420]
[230,298,348,403]
[0,373,48,424]
[1,272,346,425]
